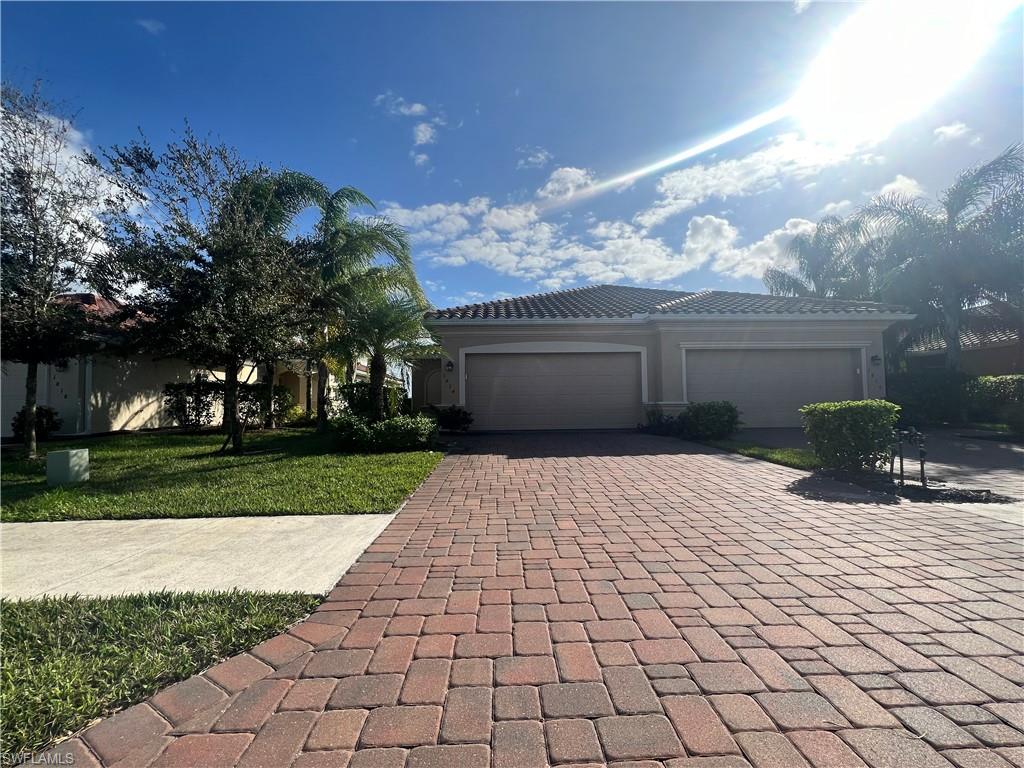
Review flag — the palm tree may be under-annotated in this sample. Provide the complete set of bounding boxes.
[763,216,883,299]
[860,145,1023,371]
[346,293,431,422]
[300,188,419,431]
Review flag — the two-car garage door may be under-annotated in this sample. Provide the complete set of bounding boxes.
[466,352,641,430]
[686,348,862,428]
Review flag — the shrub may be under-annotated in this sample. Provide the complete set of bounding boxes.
[11,406,63,441]
[340,382,405,420]
[800,399,900,470]
[967,375,1023,434]
[370,415,438,451]
[642,408,679,436]
[886,370,969,425]
[678,401,740,440]
[427,405,474,432]
[333,413,436,452]
[332,412,374,452]
[163,374,218,429]
[280,404,310,426]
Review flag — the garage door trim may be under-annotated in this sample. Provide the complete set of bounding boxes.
[679,341,871,403]
[458,341,648,405]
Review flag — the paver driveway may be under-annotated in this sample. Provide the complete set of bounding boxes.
[52,433,1024,768]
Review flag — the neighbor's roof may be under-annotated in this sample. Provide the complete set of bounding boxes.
[908,306,1020,354]
[54,292,123,318]
[427,285,908,320]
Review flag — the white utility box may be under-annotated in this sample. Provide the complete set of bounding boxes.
[46,448,90,486]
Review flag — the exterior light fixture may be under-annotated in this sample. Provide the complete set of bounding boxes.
[444,361,454,372]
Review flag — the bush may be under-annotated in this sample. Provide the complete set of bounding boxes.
[340,382,405,420]
[333,413,436,452]
[163,374,218,429]
[427,405,474,432]
[280,404,310,426]
[370,415,438,451]
[642,408,679,436]
[11,406,63,441]
[678,401,740,440]
[886,370,969,425]
[800,399,900,470]
[967,375,1023,434]
[164,377,295,429]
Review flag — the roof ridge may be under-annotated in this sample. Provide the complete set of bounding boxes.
[652,289,710,312]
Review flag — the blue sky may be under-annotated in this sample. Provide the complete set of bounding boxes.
[3,2,1021,309]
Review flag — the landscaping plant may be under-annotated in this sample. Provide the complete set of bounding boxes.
[10,406,62,442]
[428,405,474,432]
[677,401,740,440]
[800,399,901,470]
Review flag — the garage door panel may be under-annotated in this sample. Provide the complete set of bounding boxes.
[687,348,861,428]
[466,352,641,430]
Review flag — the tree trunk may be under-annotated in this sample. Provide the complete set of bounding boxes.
[23,360,38,459]
[369,352,387,423]
[316,359,330,432]
[940,302,963,373]
[305,361,314,419]
[344,353,356,384]
[263,361,276,430]
[223,363,243,453]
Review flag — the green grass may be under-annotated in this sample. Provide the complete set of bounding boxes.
[1,591,321,755]
[1,428,442,522]
[706,439,821,471]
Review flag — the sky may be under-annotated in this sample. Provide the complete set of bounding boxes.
[3,1,1022,309]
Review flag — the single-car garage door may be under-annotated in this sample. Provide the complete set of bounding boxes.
[686,348,862,428]
[466,352,641,430]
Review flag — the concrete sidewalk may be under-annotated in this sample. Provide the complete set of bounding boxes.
[1,513,393,599]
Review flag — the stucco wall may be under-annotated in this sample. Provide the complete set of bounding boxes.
[90,356,195,433]
[1,360,85,437]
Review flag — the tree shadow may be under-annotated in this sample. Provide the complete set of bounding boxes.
[784,473,901,505]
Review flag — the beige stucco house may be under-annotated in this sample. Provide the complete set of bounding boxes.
[413,284,912,430]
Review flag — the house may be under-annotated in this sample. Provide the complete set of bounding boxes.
[413,284,912,430]
[906,305,1022,375]
[1,294,326,439]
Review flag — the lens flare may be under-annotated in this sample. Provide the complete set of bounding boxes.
[549,0,1020,208]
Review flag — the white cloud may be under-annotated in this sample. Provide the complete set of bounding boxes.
[536,167,595,200]
[933,121,981,146]
[879,174,924,198]
[136,18,166,35]
[413,123,437,146]
[793,0,812,13]
[680,215,815,279]
[634,134,862,230]
[410,152,430,167]
[516,146,554,170]
[481,204,538,232]
[374,91,428,117]
[819,199,853,216]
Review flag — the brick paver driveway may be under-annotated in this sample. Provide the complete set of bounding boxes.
[57,433,1023,768]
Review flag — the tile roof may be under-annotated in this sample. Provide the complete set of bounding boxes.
[907,306,1020,353]
[427,284,908,320]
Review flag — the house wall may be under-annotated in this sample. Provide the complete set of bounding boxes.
[411,358,443,410]
[425,319,891,413]
[90,356,194,433]
[1,359,85,437]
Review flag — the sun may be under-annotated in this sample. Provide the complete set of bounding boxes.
[791,0,1021,148]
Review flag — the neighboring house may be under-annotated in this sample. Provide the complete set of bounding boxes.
[413,284,912,430]
[906,305,1022,375]
[1,293,325,438]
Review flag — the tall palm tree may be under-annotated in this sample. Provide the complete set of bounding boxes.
[300,188,419,430]
[763,216,883,299]
[346,293,431,422]
[860,144,1023,371]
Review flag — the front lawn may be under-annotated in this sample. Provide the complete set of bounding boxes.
[1,591,320,756]
[1,428,442,522]
[706,439,821,471]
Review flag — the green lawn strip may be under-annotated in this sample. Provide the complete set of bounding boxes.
[705,439,821,471]
[1,428,442,522]
[1,591,321,755]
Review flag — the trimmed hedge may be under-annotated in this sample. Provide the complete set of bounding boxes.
[967,375,1023,434]
[426,405,474,432]
[887,372,1022,432]
[333,413,437,452]
[800,399,900,470]
[642,401,740,441]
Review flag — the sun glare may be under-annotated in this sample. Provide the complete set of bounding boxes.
[791,0,1021,147]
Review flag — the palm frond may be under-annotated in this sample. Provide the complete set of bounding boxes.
[941,143,1023,222]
